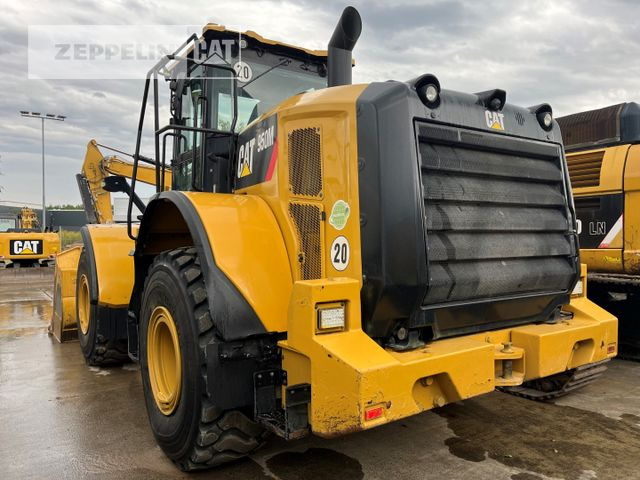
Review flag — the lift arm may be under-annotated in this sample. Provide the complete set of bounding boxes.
[78,139,171,224]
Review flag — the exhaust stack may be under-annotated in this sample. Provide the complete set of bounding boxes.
[328,6,362,87]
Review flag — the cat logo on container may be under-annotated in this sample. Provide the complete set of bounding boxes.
[10,239,43,255]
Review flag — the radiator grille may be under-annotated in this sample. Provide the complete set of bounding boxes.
[566,150,604,188]
[288,127,323,197]
[417,122,575,306]
[289,202,322,280]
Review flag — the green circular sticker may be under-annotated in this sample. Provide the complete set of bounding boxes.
[329,200,350,230]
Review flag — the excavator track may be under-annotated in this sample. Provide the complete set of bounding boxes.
[500,359,610,401]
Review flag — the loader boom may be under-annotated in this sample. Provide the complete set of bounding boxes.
[77,140,171,224]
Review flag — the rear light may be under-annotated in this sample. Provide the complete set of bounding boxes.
[364,406,384,421]
[317,303,346,332]
[607,343,616,354]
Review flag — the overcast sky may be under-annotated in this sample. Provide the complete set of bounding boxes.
[1,0,639,206]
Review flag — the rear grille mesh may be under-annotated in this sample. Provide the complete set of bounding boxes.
[417,122,575,306]
[288,127,323,197]
[289,202,322,280]
[566,150,604,188]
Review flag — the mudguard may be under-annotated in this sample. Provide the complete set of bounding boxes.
[134,191,293,340]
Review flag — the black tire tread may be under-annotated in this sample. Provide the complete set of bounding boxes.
[87,335,129,366]
[146,247,264,471]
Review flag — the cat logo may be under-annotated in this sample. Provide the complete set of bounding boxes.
[10,239,43,255]
[237,138,255,178]
[485,110,505,130]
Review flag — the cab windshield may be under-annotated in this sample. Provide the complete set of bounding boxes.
[205,39,327,132]
[219,60,327,131]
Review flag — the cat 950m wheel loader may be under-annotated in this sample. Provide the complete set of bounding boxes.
[53,6,617,471]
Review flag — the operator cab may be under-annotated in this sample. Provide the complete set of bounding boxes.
[168,27,328,194]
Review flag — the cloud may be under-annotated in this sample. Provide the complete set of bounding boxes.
[0,0,639,204]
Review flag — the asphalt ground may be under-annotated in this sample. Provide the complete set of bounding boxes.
[1,268,639,480]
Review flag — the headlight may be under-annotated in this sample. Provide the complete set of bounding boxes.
[317,303,346,332]
[542,112,553,128]
[571,279,584,297]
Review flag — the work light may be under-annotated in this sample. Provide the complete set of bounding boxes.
[317,304,346,331]
[424,84,439,103]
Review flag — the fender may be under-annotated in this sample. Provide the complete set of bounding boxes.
[133,190,293,340]
[81,224,136,307]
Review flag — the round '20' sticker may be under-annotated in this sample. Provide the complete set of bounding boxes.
[233,61,253,83]
[330,236,350,271]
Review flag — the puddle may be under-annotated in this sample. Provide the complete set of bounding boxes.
[266,448,364,480]
[438,393,640,480]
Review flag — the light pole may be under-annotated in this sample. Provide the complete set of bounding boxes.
[19,111,66,232]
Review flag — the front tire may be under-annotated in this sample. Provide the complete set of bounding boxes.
[139,247,265,471]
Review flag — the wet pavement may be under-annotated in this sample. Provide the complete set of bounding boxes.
[1,269,639,480]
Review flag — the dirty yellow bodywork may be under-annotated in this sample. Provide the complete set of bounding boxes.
[184,192,293,333]
[280,266,617,436]
[569,144,640,274]
[86,224,137,307]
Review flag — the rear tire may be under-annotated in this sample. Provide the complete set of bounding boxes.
[139,247,265,471]
[76,250,129,366]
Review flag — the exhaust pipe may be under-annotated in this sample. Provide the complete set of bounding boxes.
[328,6,362,87]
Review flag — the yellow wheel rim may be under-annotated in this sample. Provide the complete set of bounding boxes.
[78,275,91,335]
[147,306,182,416]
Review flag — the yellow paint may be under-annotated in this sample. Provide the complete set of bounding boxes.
[78,274,90,335]
[85,224,137,307]
[569,143,640,274]
[236,84,368,285]
[50,245,82,342]
[202,24,329,58]
[18,207,39,230]
[280,277,617,437]
[0,231,59,263]
[50,225,136,341]
[147,305,182,415]
[183,192,293,333]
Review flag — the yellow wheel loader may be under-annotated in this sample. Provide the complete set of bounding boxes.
[53,7,617,471]
[558,103,640,358]
[0,207,59,268]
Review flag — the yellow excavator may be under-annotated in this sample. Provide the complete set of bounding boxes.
[50,140,169,341]
[558,102,640,357]
[0,206,59,268]
[52,7,617,471]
